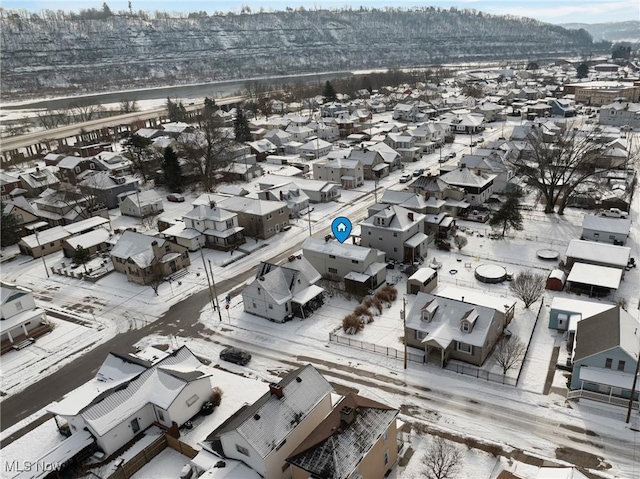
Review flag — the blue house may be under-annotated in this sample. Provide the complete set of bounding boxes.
[551,99,576,117]
[569,307,640,404]
[548,297,615,331]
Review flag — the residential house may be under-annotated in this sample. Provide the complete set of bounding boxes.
[393,103,419,122]
[62,228,111,259]
[79,172,139,209]
[1,282,50,353]
[0,171,22,201]
[364,142,403,171]
[57,156,106,185]
[206,364,333,479]
[218,197,289,240]
[424,212,456,240]
[379,190,429,215]
[406,127,436,153]
[95,152,134,177]
[550,99,576,117]
[259,175,341,204]
[264,129,293,153]
[257,185,310,219]
[313,158,363,190]
[287,393,399,479]
[456,153,513,193]
[472,102,504,121]
[33,186,104,227]
[440,166,496,206]
[302,237,386,295]
[409,176,469,216]
[444,113,485,134]
[598,138,630,169]
[347,148,389,179]
[242,258,324,322]
[286,125,314,142]
[223,162,264,182]
[581,215,631,245]
[2,197,41,236]
[174,204,245,251]
[43,153,66,166]
[249,139,278,162]
[299,139,332,159]
[110,231,191,284]
[405,291,505,367]
[384,133,420,162]
[565,239,631,270]
[569,307,640,404]
[360,205,428,262]
[48,346,212,457]
[599,100,640,130]
[19,167,60,197]
[118,190,164,218]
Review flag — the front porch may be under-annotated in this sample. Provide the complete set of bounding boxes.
[1,322,53,355]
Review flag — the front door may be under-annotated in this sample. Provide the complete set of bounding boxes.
[131,418,140,434]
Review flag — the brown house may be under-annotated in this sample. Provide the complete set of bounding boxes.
[287,393,399,479]
[110,231,190,285]
[57,157,105,185]
[219,197,290,240]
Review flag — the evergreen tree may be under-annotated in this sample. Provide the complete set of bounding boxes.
[202,97,218,121]
[162,146,183,192]
[576,62,589,79]
[73,245,91,274]
[489,192,523,237]
[124,133,153,181]
[0,205,21,247]
[323,80,338,103]
[167,98,187,122]
[234,109,252,142]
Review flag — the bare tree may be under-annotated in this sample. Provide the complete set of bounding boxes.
[422,437,460,479]
[509,270,545,308]
[119,98,139,113]
[178,114,233,192]
[509,123,636,214]
[70,99,104,122]
[453,234,468,250]
[494,336,526,375]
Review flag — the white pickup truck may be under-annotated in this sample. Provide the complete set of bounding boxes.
[601,208,629,219]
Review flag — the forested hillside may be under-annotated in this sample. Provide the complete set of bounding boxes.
[1,7,604,99]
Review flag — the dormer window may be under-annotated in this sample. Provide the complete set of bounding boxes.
[461,321,470,332]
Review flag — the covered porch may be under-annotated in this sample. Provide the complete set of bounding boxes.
[291,285,325,319]
[422,337,452,368]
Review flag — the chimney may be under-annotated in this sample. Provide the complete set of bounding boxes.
[340,406,356,425]
[279,191,284,201]
[408,212,414,221]
[460,163,466,169]
[461,296,465,303]
[269,383,284,399]
[209,201,216,209]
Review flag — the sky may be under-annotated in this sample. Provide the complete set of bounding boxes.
[2,0,638,25]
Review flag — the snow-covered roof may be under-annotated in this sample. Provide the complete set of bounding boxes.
[566,240,630,268]
[568,263,622,289]
[361,205,425,232]
[121,189,163,207]
[581,215,631,236]
[260,174,340,193]
[287,393,397,478]
[578,366,638,391]
[63,228,111,250]
[81,347,207,436]
[550,297,614,319]
[210,364,332,459]
[19,226,69,249]
[408,267,437,284]
[110,231,166,268]
[534,468,589,479]
[436,285,516,314]
[219,196,287,216]
[183,205,236,222]
[291,284,325,304]
[406,292,497,348]
[302,237,375,262]
[440,167,496,188]
[63,216,110,235]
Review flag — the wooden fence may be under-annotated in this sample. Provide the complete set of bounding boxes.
[165,434,199,459]
[106,435,166,479]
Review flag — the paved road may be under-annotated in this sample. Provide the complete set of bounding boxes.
[0,239,308,440]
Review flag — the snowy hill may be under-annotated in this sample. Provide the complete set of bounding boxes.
[561,21,640,43]
[1,7,604,98]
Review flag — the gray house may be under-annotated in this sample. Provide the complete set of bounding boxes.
[581,215,631,246]
[79,172,139,209]
[118,190,164,218]
[360,205,428,263]
[569,307,640,404]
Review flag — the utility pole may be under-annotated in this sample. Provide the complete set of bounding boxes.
[626,352,640,424]
[402,296,407,370]
[199,248,216,313]
[307,206,312,237]
[34,229,50,278]
[208,259,223,322]
[374,175,379,204]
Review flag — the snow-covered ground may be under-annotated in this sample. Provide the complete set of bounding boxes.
[130,448,191,479]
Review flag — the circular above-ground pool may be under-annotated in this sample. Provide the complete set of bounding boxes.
[537,249,559,260]
[475,264,507,283]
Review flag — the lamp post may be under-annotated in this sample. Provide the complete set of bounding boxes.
[34,229,50,278]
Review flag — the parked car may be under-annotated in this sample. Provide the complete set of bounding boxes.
[438,157,447,164]
[412,168,424,177]
[399,174,412,183]
[448,152,457,158]
[601,207,628,219]
[219,347,251,366]
[167,193,185,202]
[477,136,484,142]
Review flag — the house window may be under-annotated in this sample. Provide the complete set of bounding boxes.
[236,444,250,457]
[384,430,389,442]
[618,360,626,371]
[267,214,273,220]
[393,232,398,237]
[157,409,165,422]
[268,304,273,309]
[609,235,615,240]
[368,231,371,235]
[456,342,472,354]
[393,248,397,252]
[462,322,470,332]
[605,358,613,369]
[252,302,257,308]
[351,260,358,264]
[279,208,284,215]
[74,166,81,173]
[384,450,389,466]
[15,301,23,311]
[328,267,338,274]
[329,255,336,259]
[131,419,140,434]
[414,330,426,340]
[594,233,599,238]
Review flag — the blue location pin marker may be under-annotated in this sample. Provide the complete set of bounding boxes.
[331,217,352,243]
